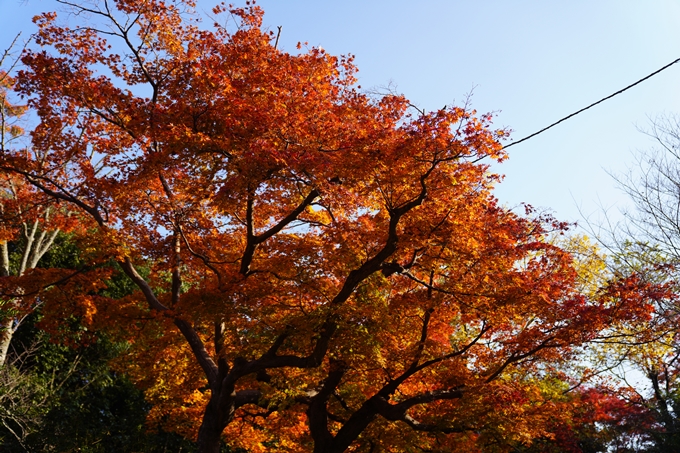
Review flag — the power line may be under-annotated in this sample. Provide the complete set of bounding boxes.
[502,56,680,150]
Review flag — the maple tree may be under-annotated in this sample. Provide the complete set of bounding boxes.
[0,1,670,451]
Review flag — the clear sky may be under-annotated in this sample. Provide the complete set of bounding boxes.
[2,0,680,229]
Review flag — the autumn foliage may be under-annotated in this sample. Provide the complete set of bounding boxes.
[1,47,93,367]
[0,1,672,452]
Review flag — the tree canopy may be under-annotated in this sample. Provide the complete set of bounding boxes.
[0,1,673,452]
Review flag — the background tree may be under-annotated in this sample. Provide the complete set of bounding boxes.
[1,1,668,452]
[0,36,82,367]
[581,114,680,452]
[613,114,680,263]
[3,317,200,452]
[0,237,199,452]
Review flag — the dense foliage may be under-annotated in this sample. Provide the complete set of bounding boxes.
[1,1,680,452]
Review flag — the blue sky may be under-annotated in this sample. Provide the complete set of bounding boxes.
[3,0,680,228]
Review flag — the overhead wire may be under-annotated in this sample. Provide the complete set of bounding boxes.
[502,56,680,150]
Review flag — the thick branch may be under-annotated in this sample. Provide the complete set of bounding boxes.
[118,257,169,311]
[376,387,465,420]
[174,318,218,386]
[177,224,225,287]
[411,322,488,376]
[399,414,468,434]
[171,232,181,307]
[28,227,59,270]
[232,317,338,379]
[3,168,105,226]
[307,360,348,451]
[410,307,434,369]
[485,337,556,383]
[239,191,255,275]
[234,389,263,409]
[0,268,87,298]
[649,368,675,429]
[326,386,465,453]
[240,189,319,275]
[256,189,320,243]
[18,219,39,275]
[214,320,229,379]
[0,241,8,277]
[117,257,219,387]
[157,172,183,306]
[378,322,488,399]
[331,168,435,307]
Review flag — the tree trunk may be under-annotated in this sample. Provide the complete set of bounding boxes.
[0,318,14,367]
[196,395,229,453]
[196,419,222,453]
[0,241,12,367]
